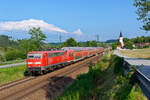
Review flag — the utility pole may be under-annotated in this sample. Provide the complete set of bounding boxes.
[59,32,62,44]
[95,34,100,47]
[58,32,62,48]
[96,34,99,42]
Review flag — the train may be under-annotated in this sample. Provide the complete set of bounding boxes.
[26,47,104,75]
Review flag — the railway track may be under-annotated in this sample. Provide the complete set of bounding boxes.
[0,54,102,100]
[0,77,35,91]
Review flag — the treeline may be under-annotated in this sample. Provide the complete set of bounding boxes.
[0,27,109,62]
[63,37,109,48]
[112,36,150,49]
[130,36,150,43]
[0,27,49,61]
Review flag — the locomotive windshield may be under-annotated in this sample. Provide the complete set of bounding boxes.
[28,54,41,59]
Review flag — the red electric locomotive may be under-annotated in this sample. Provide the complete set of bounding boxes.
[26,50,66,74]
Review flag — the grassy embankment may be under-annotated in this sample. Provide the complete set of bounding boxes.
[119,48,150,59]
[57,53,147,100]
[0,65,26,85]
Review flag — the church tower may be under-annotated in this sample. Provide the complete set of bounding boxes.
[119,32,124,48]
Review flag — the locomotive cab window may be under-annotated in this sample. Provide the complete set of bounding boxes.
[28,54,41,59]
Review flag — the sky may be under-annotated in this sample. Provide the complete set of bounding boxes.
[0,0,149,42]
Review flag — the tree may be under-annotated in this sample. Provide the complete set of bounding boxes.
[77,42,83,47]
[97,42,109,48]
[85,40,98,47]
[29,27,46,50]
[112,43,117,50]
[64,38,77,47]
[0,54,5,62]
[90,40,98,47]
[19,39,37,56]
[123,38,130,43]
[85,41,91,47]
[134,0,150,31]
[5,48,24,61]
[125,41,133,49]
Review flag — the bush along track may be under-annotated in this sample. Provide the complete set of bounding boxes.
[57,53,147,100]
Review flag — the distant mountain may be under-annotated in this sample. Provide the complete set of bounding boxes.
[49,42,63,46]
[105,39,117,43]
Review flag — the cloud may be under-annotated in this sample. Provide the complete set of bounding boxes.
[0,19,83,35]
[72,29,83,35]
[0,19,69,33]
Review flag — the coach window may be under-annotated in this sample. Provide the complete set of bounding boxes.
[56,52,59,56]
[48,53,53,58]
[48,53,50,58]
[52,53,55,57]
[54,53,58,57]
[62,52,64,55]
[59,52,63,56]
[59,52,61,56]
[57,53,59,56]
[53,53,56,57]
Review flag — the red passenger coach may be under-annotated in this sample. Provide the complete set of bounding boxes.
[26,47,105,75]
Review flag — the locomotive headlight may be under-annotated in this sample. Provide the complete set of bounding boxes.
[28,62,41,64]
[28,62,32,64]
[35,62,41,64]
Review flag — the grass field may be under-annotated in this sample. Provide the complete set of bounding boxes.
[0,65,26,85]
[57,53,147,100]
[119,48,150,59]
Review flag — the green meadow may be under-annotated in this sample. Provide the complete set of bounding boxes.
[0,65,26,85]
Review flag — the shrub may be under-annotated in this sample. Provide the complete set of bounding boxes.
[111,55,124,75]
[5,49,25,61]
[125,41,134,49]
[0,54,5,62]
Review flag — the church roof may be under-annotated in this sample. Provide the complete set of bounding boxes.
[119,32,123,37]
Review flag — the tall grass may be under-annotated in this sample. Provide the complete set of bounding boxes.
[57,54,110,100]
[57,54,147,100]
[111,55,124,75]
[0,65,26,85]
